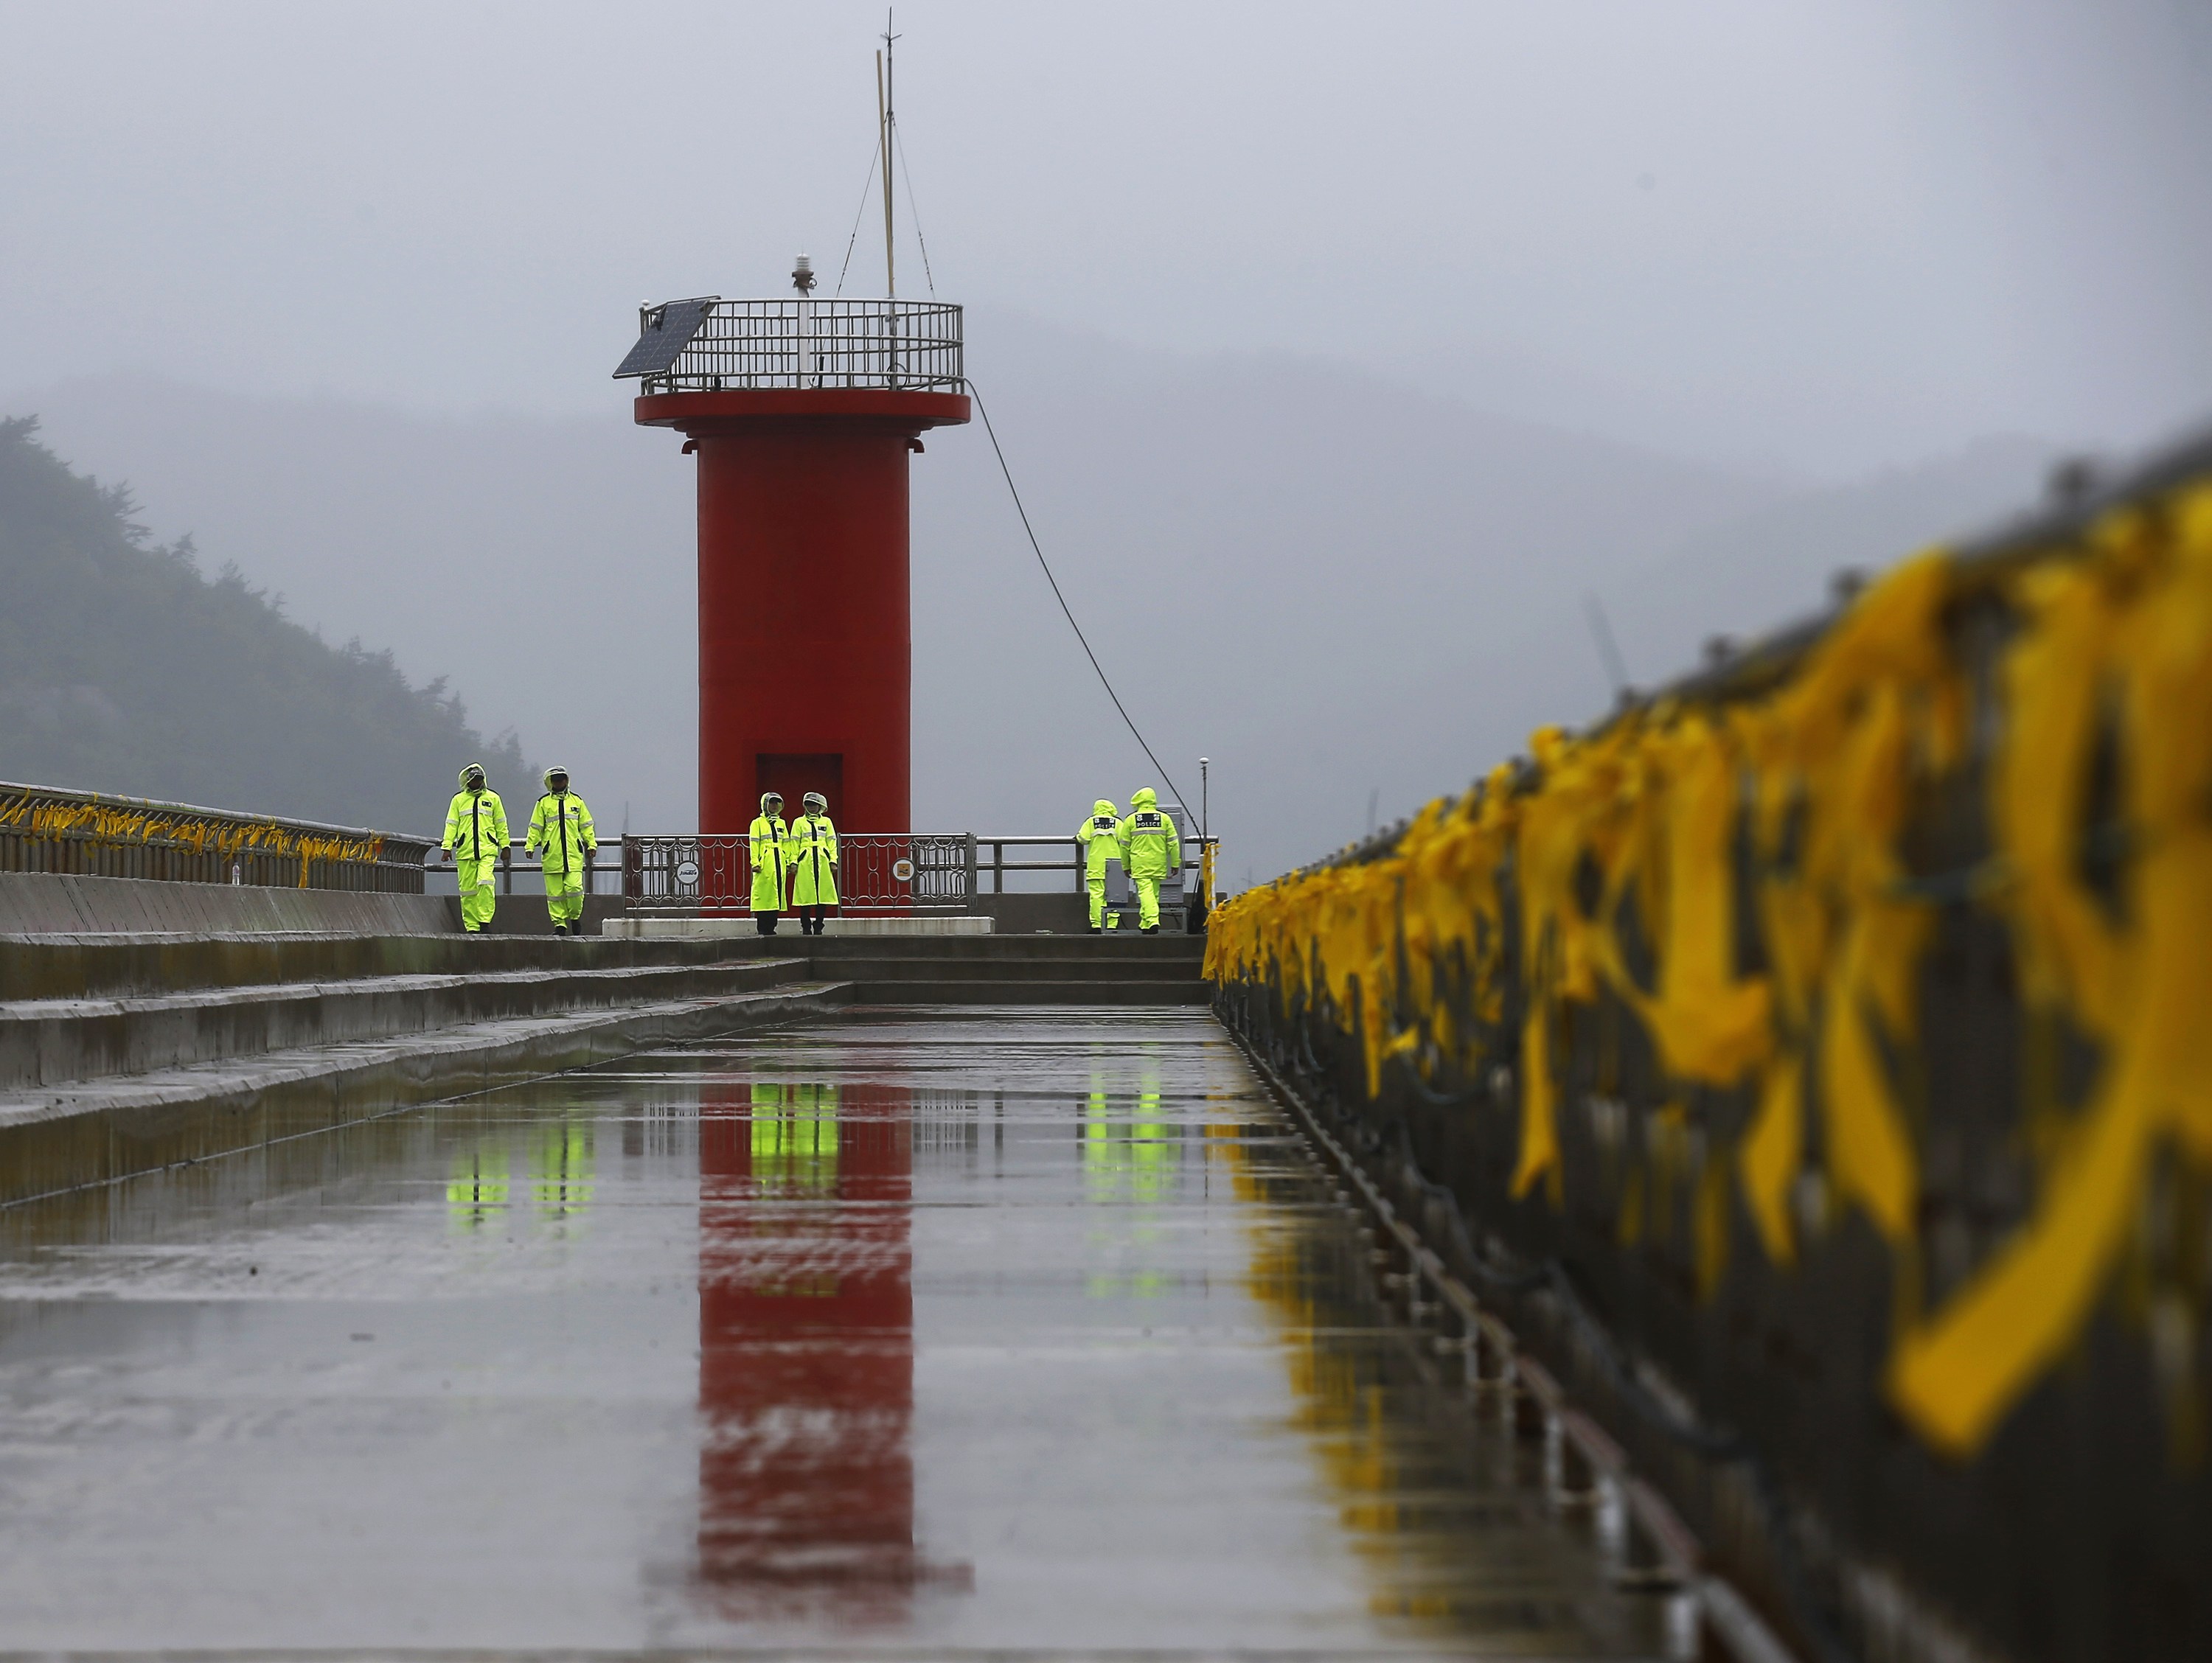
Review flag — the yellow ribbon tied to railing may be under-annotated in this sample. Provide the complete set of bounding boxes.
[1206,473,2212,1462]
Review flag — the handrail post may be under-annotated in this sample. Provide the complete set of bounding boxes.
[963,834,978,910]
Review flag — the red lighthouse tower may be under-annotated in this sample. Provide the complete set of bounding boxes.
[616,284,968,834]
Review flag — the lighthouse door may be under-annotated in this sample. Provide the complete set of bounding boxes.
[757,753,844,819]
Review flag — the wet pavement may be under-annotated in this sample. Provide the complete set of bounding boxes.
[0,1008,1674,1657]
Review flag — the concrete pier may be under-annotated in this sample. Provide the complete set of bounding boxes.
[0,1007,1673,1655]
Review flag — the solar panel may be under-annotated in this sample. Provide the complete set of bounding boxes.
[612,297,717,378]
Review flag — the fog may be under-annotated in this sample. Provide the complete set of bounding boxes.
[3,1,2205,878]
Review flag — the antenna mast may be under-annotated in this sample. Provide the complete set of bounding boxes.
[877,13,899,298]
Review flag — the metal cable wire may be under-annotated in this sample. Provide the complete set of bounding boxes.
[833,140,881,299]
[894,127,937,298]
[969,384,1189,815]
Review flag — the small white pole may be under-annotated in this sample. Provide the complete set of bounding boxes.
[793,254,815,385]
[877,40,895,299]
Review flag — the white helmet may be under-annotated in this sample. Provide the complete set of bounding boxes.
[801,791,827,814]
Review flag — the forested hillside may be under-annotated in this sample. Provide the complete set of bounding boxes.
[0,416,533,833]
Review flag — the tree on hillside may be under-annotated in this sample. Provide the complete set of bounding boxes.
[0,416,536,833]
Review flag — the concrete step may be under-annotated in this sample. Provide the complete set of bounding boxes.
[821,954,1203,983]
[732,933,1208,963]
[0,980,855,1210]
[0,958,810,1089]
[852,979,1211,1005]
[610,914,998,940]
[0,930,779,1002]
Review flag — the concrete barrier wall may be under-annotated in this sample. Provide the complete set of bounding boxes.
[975,892,1088,934]
[0,871,453,938]
[0,929,780,1002]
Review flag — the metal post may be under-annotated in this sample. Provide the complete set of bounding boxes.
[1200,757,1209,843]
[877,42,895,300]
[963,833,978,910]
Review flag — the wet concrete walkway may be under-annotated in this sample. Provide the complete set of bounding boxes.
[0,1008,1672,1656]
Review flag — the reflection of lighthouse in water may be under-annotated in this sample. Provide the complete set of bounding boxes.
[695,1077,959,1621]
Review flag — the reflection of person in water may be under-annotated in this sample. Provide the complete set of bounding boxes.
[531,1115,594,1223]
[695,1077,964,1619]
[1081,1055,1174,1202]
[749,1081,839,1196]
[1079,1050,1176,1297]
[447,1145,509,1230]
[447,1120,597,1234]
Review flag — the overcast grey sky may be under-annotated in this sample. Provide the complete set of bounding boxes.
[4,0,2208,478]
[4,1,2209,871]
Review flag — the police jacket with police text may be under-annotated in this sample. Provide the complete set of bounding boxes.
[1117,792,1180,881]
[1076,805,1123,878]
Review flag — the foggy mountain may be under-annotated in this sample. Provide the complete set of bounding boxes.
[12,311,2057,878]
[1337,433,2059,883]
[1600,433,2061,690]
[0,417,533,831]
[8,374,689,837]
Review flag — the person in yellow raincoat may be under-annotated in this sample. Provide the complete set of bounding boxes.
[749,791,792,935]
[525,764,596,935]
[788,790,839,936]
[441,763,509,933]
[1075,798,1121,933]
[1116,787,1180,935]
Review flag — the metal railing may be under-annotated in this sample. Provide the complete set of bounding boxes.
[417,837,628,899]
[620,297,964,396]
[622,834,975,913]
[973,832,1215,909]
[0,780,434,893]
[0,782,1228,921]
